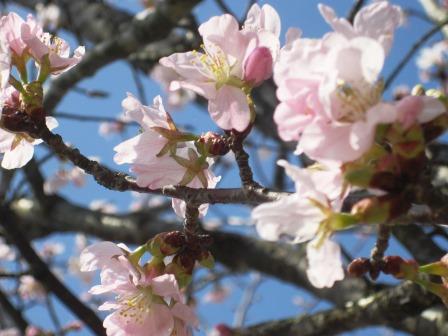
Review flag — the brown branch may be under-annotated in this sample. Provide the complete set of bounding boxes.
[347,0,366,24]
[10,196,374,307]
[236,281,438,336]
[0,207,106,336]
[37,125,283,204]
[0,288,28,333]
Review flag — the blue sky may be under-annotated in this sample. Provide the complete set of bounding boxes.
[3,0,444,335]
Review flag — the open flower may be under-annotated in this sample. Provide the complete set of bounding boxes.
[21,27,85,75]
[273,3,405,163]
[0,110,58,169]
[160,4,280,131]
[0,12,83,76]
[252,160,349,288]
[80,242,198,336]
[114,94,177,168]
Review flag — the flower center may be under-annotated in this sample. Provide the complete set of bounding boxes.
[117,287,154,325]
[40,33,64,56]
[336,79,384,123]
[193,44,232,89]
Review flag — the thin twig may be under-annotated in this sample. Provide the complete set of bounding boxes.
[233,272,262,328]
[37,126,282,204]
[347,0,366,24]
[385,17,448,90]
[0,288,28,333]
[53,112,130,124]
[214,0,237,17]
[369,224,391,280]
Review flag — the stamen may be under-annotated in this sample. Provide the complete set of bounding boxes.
[336,79,383,123]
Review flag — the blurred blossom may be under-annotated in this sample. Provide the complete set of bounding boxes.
[228,216,247,226]
[18,275,46,301]
[44,165,86,194]
[416,41,448,71]
[0,237,15,261]
[35,3,61,30]
[202,285,231,303]
[89,200,118,214]
[203,218,222,231]
[39,242,64,259]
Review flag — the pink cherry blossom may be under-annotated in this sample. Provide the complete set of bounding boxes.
[159,4,280,131]
[306,238,344,288]
[0,13,42,57]
[252,160,346,287]
[252,160,344,244]
[113,94,174,166]
[171,158,221,218]
[396,95,446,130]
[318,1,403,53]
[114,94,220,191]
[0,114,58,169]
[80,241,198,336]
[21,27,85,75]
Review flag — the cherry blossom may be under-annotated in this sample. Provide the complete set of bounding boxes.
[0,12,83,76]
[0,106,58,169]
[159,4,280,131]
[318,1,403,53]
[273,4,405,163]
[113,94,178,168]
[252,160,347,287]
[306,238,344,288]
[0,13,41,58]
[80,242,198,336]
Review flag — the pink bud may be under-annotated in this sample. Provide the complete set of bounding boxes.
[243,47,273,87]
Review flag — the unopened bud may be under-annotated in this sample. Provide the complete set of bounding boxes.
[243,47,273,87]
[198,131,230,156]
[347,258,371,277]
[148,231,184,258]
[383,256,418,280]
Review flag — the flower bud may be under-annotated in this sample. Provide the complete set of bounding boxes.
[383,256,418,280]
[147,231,185,258]
[198,131,230,156]
[243,47,273,87]
[347,258,371,277]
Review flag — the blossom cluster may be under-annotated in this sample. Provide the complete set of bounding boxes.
[0,12,84,169]
[2,0,448,335]
[80,240,198,336]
